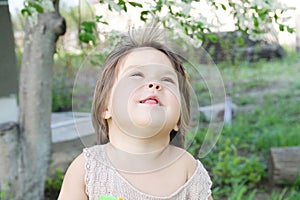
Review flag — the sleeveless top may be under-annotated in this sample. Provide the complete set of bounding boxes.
[83,145,212,200]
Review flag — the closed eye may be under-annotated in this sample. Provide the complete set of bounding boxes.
[162,77,175,84]
[130,72,144,77]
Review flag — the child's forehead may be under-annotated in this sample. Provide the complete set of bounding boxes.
[118,47,174,71]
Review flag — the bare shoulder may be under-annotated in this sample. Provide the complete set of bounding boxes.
[58,153,87,200]
[169,145,197,178]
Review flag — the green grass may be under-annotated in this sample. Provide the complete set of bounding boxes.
[189,50,300,199]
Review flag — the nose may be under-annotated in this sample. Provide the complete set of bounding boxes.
[148,82,161,90]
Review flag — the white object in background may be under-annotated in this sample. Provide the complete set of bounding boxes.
[51,112,94,143]
[198,96,237,124]
[224,96,233,124]
[0,95,18,124]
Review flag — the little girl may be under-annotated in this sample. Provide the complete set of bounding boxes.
[58,26,213,200]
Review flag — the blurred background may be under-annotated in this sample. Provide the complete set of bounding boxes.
[1,0,300,199]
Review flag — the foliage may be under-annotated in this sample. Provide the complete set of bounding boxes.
[52,51,84,112]
[188,50,300,199]
[74,0,295,47]
[45,170,64,190]
[212,0,294,35]
[52,57,73,111]
[227,183,256,200]
[0,183,13,200]
[212,138,265,186]
[79,21,97,45]
[44,170,64,199]
[268,188,289,200]
[282,188,300,200]
[52,82,72,112]
[0,191,11,200]
[21,0,44,16]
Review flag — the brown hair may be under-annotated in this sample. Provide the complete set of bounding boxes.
[91,26,191,148]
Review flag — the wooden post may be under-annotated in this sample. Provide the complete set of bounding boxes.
[268,147,300,185]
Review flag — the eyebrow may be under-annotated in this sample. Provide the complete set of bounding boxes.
[123,65,140,70]
[119,65,141,74]
[126,64,176,72]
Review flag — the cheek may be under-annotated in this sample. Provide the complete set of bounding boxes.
[110,78,142,115]
[165,89,181,119]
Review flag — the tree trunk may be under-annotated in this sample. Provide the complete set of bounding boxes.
[17,1,65,199]
[0,123,19,199]
[268,146,300,185]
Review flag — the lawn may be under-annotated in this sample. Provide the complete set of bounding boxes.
[188,49,300,199]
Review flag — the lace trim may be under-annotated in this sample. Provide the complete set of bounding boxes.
[83,148,91,196]
[83,145,212,200]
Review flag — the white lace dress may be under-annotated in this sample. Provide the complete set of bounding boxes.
[83,145,212,200]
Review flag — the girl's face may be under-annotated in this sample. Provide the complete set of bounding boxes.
[106,48,181,139]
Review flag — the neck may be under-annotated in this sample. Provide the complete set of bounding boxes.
[108,123,170,155]
[105,119,175,172]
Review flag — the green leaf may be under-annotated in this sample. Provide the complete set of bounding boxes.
[279,24,284,31]
[221,4,226,11]
[118,0,125,5]
[140,10,149,22]
[258,8,268,20]
[81,21,96,33]
[253,29,263,34]
[196,34,203,41]
[184,26,189,35]
[117,0,127,12]
[100,21,108,25]
[211,2,217,9]
[237,36,244,46]
[274,13,278,21]
[287,26,294,33]
[128,1,143,8]
[28,1,44,13]
[196,21,204,29]
[168,5,174,15]
[123,4,127,12]
[79,21,97,45]
[79,32,96,44]
[156,0,163,12]
[253,15,259,27]
[21,8,32,16]
[175,12,180,17]
[96,16,109,25]
[206,33,218,43]
[229,2,235,7]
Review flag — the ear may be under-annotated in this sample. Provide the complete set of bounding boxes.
[103,109,112,119]
[173,124,179,132]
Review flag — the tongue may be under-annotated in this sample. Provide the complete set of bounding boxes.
[144,99,158,104]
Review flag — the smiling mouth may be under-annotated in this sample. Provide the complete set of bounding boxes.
[139,96,161,105]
